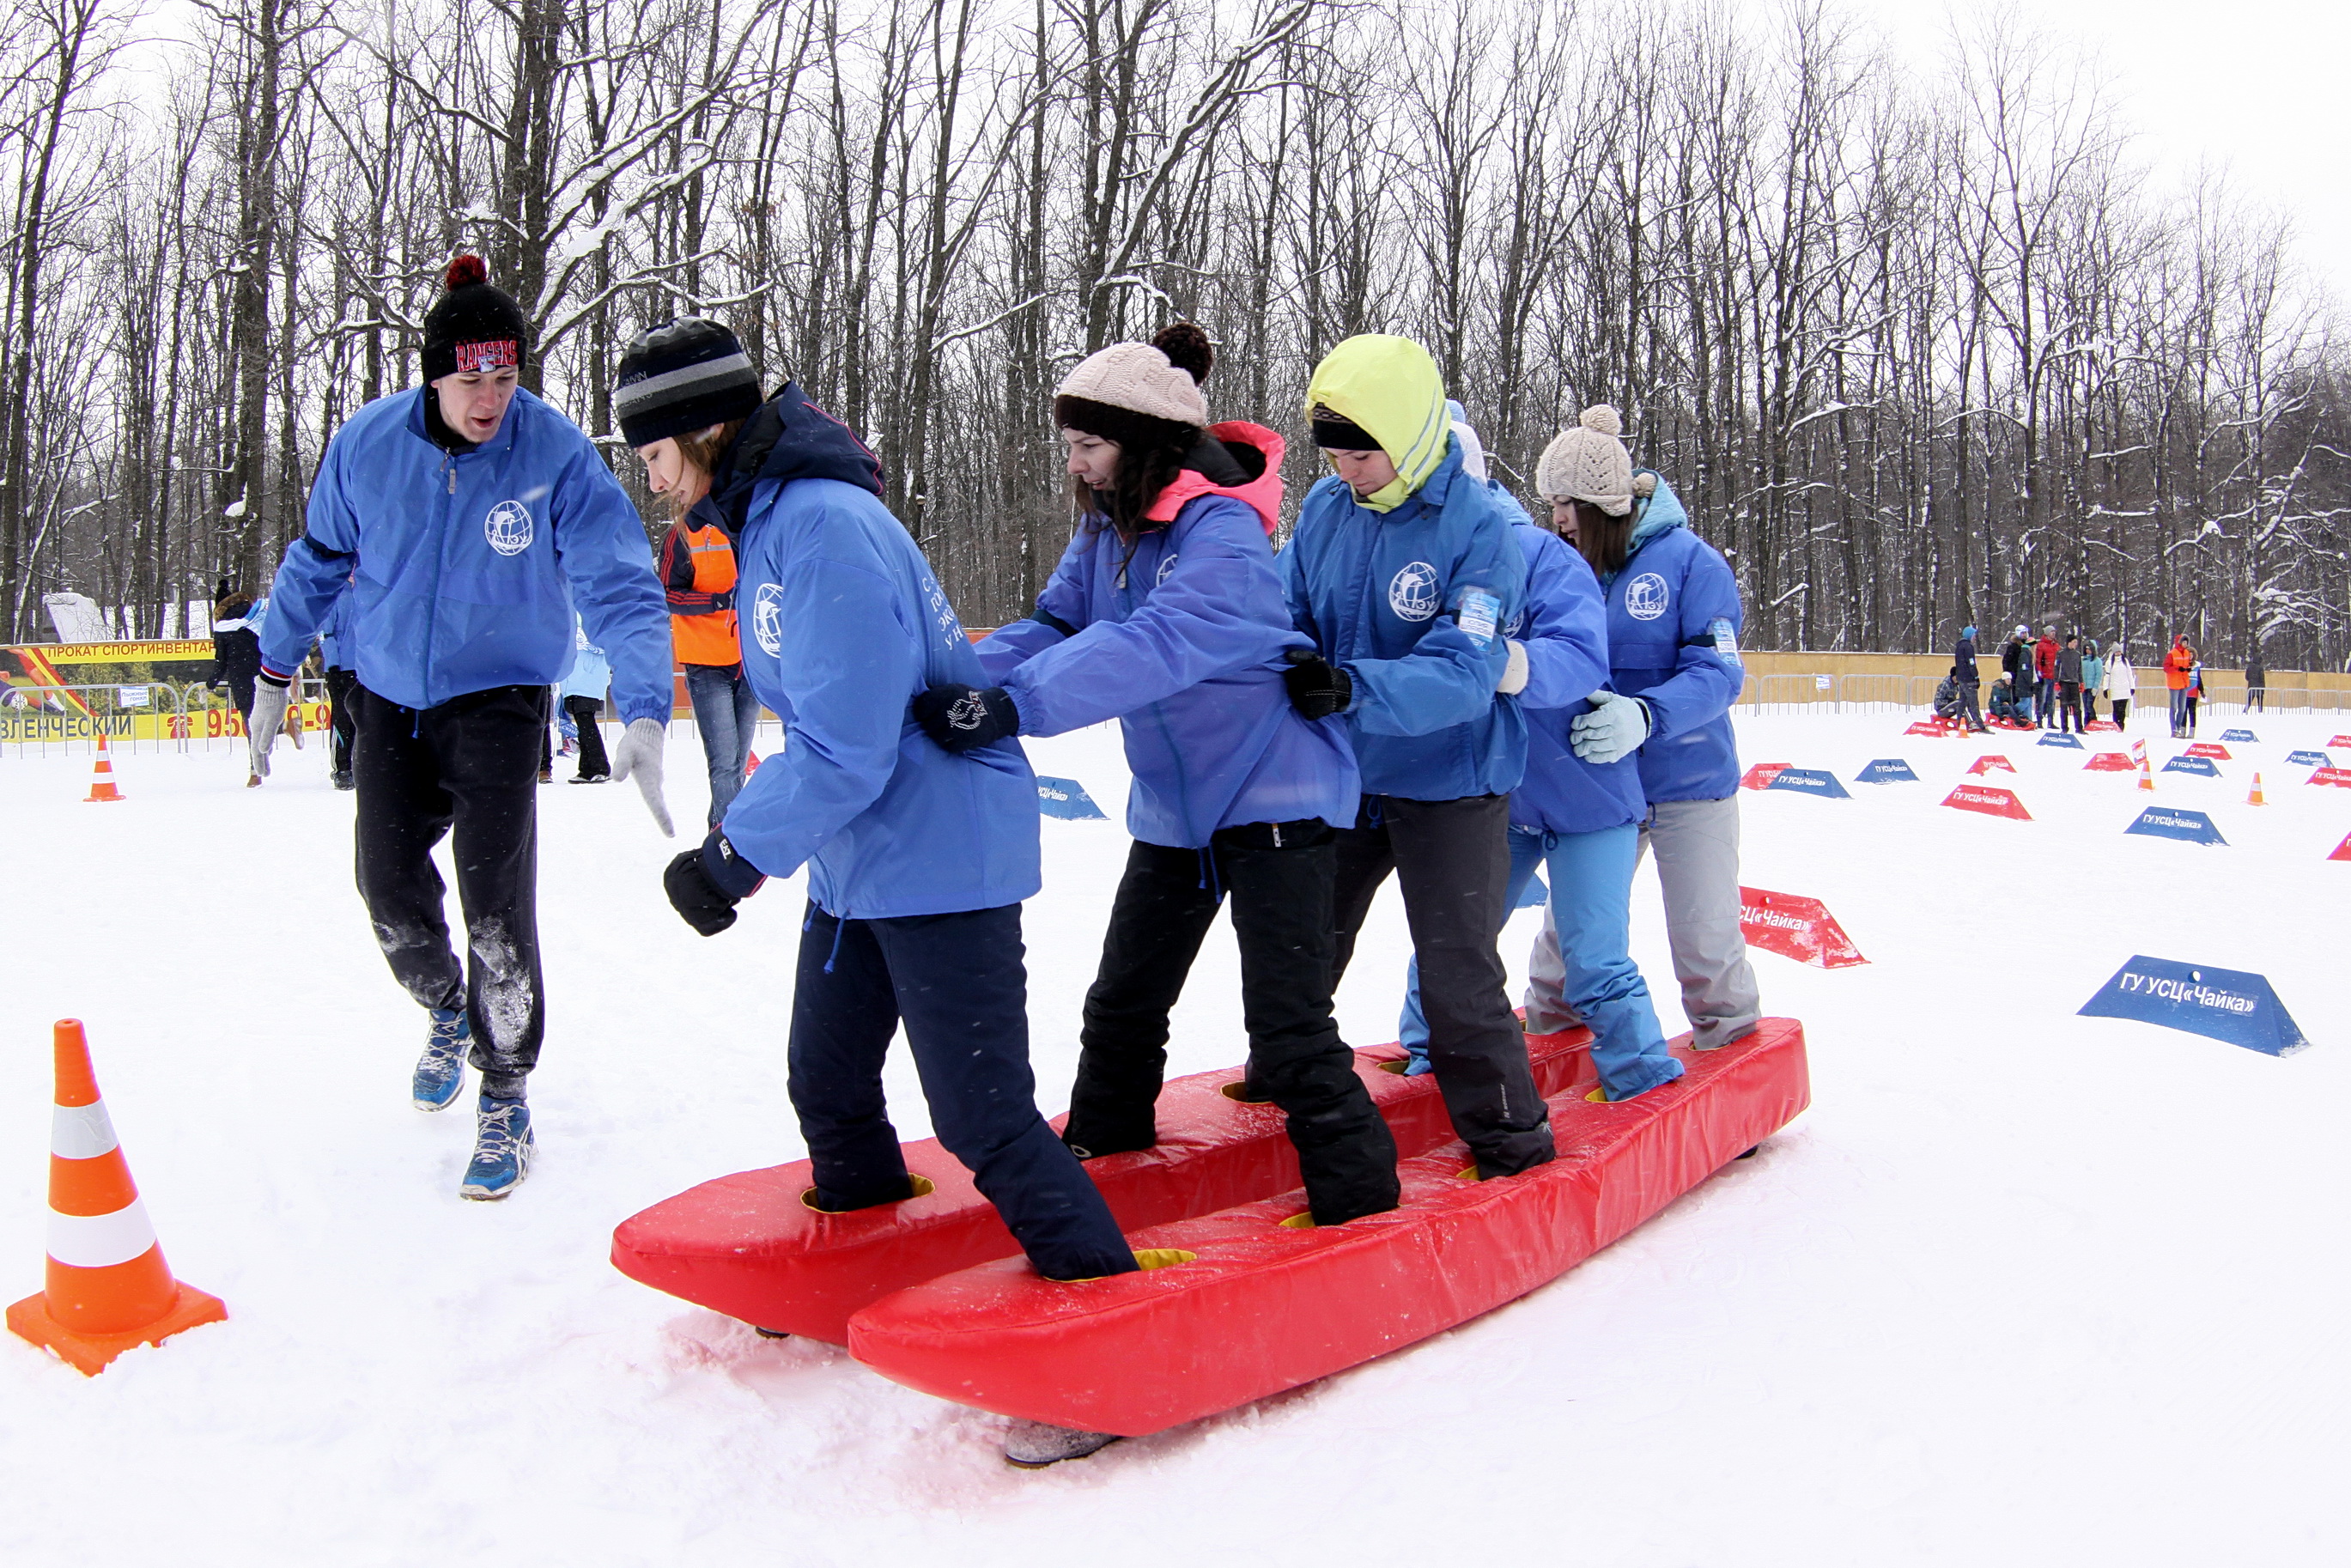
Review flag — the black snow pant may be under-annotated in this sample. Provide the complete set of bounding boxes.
[562,695,610,779]
[1331,793,1555,1177]
[325,665,359,777]
[788,901,1139,1282]
[2111,697,2130,729]
[2060,681,2083,732]
[352,683,547,1098]
[1063,822,1401,1226]
[227,670,256,727]
[1959,680,1986,732]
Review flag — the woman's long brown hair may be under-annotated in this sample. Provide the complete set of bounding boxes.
[1569,498,1639,576]
[667,419,747,524]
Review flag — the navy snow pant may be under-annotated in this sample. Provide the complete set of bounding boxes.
[788,901,1138,1282]
[352,683,546,1097]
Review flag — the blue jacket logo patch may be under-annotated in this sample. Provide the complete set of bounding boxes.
[484,500,534,556]
[1388,561,1440,622]
[1156,552,1180,586]
[1625,571,1669,621]
[751,581,786,657]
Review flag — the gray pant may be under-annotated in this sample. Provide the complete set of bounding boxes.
[1522,794,1761,1050]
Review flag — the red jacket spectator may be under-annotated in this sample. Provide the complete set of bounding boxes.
[2033,634,2059,679]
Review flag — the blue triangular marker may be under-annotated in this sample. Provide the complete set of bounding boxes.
[2078,955,2309,1056]
[1855,758,1918,784]
[1765,767,1851,799]
[2037,732,2085,749]
[2287,750,2330,768]
[1034,775,1108,820]
[2161,753,2220,777]
[2124,806,2226,846]
[2220,728,2257,743]
[1514,874,1549,910]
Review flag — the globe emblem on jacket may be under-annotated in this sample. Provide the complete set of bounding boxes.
[1156,552,1180,586]
[1625,571,1671,622]
[751,582,786,657]
[483,500,533,556]
[1388,561,1440,622]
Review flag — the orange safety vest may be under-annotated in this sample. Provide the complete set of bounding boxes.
[671,521,741,666]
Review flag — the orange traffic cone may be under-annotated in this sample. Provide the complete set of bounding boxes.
[7,1020,225,1374]
[2134,740,2154,793]
[2249,772,2266,805]
[83,733,124,803]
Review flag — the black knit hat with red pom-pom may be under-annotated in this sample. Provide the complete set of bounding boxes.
[422,254,532,381]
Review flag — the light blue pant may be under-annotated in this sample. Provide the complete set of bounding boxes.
[1400,824,1684,1101]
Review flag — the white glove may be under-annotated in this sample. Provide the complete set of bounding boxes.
[1497,638,1529,696]
[1570,690,1651,764]
[247,680,290,777]
[608,717,675,837]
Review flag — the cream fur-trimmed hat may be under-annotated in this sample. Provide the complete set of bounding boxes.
[1536,404,1652,516]
[1054,325,1212,448]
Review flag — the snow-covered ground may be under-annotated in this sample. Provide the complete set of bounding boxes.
[2,709,2343,1566]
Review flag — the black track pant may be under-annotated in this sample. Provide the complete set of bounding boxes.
[1959,680,1986,732]
[325,666,359,776]
[562,695,609,778]
[352,684,546,1097]
[1331,793,1554,1176]
[1065,822,1401,1225]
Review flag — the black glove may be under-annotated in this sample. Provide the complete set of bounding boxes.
[664,830,766,937]
[912,684,1020,753]
[708,587,734,612]
[1282,649,1352,720]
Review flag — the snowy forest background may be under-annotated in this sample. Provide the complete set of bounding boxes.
[0,0,2343,665]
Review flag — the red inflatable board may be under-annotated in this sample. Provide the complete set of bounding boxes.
[2085,751,2135,772]
[1943,782,2032,820]
[2331,734,2351,749]
[2330,831,2351,863]
[1903,719,1949,738]
[1739,763,1790,790]
[611,1026,1599,1343]
[1739,888,1866,968]
[2184,743,2231,760]
[1966,754,2017,775]
[2086,720,2121,731]
[2307,768,2351,789]
[847,1021,1809,1437]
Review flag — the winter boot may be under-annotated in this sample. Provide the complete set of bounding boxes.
[460,1094,535,1200]
[331,770,355,790]
[414,1007,471,1112]
[1002,1421,1122,1468]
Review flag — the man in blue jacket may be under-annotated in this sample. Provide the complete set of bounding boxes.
[1953,624,1988,733]
[1278,337,1554,1178]
[637,324,1137,1293]
[1521,410,1761,1054]
[250,256,677,1200]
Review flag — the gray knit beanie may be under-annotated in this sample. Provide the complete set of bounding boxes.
[1536,405,1640,515]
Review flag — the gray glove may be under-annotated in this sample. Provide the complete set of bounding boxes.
[1497,638,1529,696]
[247,679,290,777]
[608,717,675,837]
[1569,690,1651,764]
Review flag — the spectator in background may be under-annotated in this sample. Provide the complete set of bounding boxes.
[2165,635,2196,736]
[2245,651,2267,713]
[2184,659,2204,738]
[206,580,270,787]
[2033,625,2060,726]
[2079,638,2104,726]
[559,617,612,783]
[635,321,764,829]
[2001,626,2037,728]
[1952,623,1988,732]
[2056,633,2084,732]
[2103,640,2136,729]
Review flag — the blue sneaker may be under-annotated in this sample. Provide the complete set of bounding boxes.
[414,1008,471,1111]
[459,1096,534,1200]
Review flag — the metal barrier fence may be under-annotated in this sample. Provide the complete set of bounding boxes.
[0,678,343,758]
[1732,672,2351,719]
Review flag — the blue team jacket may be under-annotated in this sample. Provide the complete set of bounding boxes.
[976,494,1356,849]
[258,386,673,723]
[724,474,1041,920]
[1504,518,1643,835]
[1276,441,1526,801]
[1602,477,1745,803]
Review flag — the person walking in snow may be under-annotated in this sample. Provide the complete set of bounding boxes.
[929,324,1400,1230]
[2165,635,2196,736]
[2102,641,2136,729]
[654,429,760,828]
[1392,406,1685,1105]
[1518,412,1760,1056]
[2000,627,2037,729]
[249,256,677,1200]
[1952,623,1988,732]
[558,617,612,782]
[1277,333,1553,1180]
[637,321,1139,1304]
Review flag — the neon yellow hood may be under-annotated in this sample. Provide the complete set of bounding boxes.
[1305,334,1451,514]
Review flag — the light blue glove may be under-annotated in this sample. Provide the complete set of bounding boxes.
[1569,690,1650,764]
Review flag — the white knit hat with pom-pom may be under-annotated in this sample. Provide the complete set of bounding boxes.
[1536,404,1641,515]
